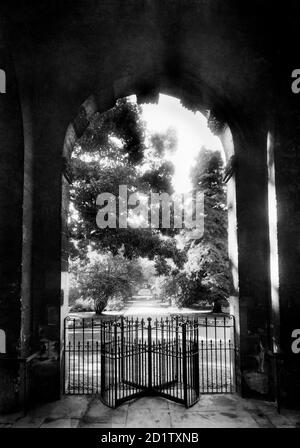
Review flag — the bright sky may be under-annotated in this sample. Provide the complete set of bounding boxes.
[140,94,223,193]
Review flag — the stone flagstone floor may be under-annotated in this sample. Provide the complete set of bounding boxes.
[1,394,300,428]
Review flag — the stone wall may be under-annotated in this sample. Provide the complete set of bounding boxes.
[0,0,300,410]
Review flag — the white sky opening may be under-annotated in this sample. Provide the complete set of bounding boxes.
[138,93,224,194]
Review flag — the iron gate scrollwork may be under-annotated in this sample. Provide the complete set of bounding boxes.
[99,317,199,408]
[64,315,236,408]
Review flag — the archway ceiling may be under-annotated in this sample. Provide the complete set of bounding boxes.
[5,0,276,121]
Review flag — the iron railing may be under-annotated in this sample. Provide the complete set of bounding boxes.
[64,314,236,408]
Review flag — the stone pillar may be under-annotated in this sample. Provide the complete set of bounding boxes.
[232,116,273,397]
[0,26,25,412]
[30,92,100,403]
[24,72,88,401]
[273,103,300,407]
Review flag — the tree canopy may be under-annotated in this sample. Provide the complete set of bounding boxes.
[158,147,233,306]
[70,251,145,313]
[69,98,183,264]
[68,98,233,313]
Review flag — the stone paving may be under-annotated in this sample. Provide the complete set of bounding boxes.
[1,394,300,428]
[2,301,299,429]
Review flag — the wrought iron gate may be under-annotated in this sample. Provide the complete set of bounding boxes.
[64,315,236,408]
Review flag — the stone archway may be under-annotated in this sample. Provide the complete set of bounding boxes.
[1,0,288,412]
[60,82,268,403]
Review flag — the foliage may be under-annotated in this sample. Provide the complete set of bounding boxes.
[68,98,233,312]
[70,297,94,312]
[105,295,125,312]
[69,98,182,263]
[70,251,146,314]
[159,147,233,307]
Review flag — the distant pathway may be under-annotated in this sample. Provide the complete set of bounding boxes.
[120,295,210,318]
[68,296,211,321]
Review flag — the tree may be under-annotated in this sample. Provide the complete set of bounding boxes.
[188,147,233,305]
[158,147,233,308]
[68,98,183,264]
[68,98,187,313]
[70,251,145,313]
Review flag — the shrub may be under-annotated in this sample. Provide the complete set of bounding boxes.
[105,294,124,312]
[70,297,94,312]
